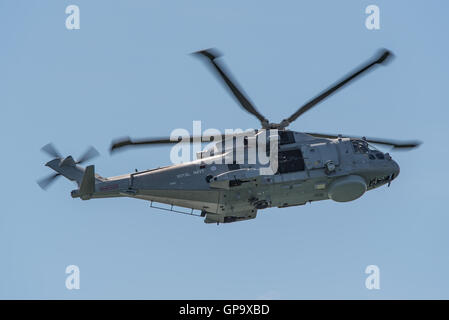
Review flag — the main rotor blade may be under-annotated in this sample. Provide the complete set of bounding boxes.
[282,49,393,127]
[110,131,256,153]
[305,132,421,150]
[110,136,216,153]
[77,146,99,164]
[41,143,61,158]
[193,48,270,128]
[37,173,60,190]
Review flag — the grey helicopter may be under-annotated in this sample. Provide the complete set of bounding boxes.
[38,48,420,224]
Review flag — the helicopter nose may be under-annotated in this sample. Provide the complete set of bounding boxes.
[391,159,400,180]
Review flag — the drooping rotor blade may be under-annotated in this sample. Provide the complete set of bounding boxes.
[41,143,62,158]
[111,135,228,153]
[305,132,421,150]
[110,131,257,153]
[281,49,394,128]
[37,173,60,190]
[77,146,100,164]
[193,48,270,128]
[111,137,179,153]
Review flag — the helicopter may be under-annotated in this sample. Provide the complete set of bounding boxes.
[38,48,420,224]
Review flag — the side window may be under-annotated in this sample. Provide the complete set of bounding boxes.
[227,164,240,171]
[279,131,295,145]
[277,149,305,174]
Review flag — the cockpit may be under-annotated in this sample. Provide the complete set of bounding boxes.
[351,139,373,153]
[351,139,386,160]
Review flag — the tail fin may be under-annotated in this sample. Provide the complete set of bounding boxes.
[78,165,95,200]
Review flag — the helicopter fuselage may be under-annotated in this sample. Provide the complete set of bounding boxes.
[71,131,400,224]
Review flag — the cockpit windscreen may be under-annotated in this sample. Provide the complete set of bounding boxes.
[351,139,380,154]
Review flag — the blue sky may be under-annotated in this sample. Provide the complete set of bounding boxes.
[1,0,448,299]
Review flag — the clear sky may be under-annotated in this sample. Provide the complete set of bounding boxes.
[1,0,448,299]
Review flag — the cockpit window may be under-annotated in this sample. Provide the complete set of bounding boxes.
[375,152,385,160]
[352,139,384,158]
[367,143,380,152]
[351,140,370,153]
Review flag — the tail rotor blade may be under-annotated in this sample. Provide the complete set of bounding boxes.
[41,143,61,159]
[77,146,99,164]
[37,173,60,190]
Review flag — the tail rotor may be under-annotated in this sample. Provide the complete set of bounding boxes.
[37,143,99,190]
[76,146,99,164]
[41,143,62,159]
[37,172,61,190]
